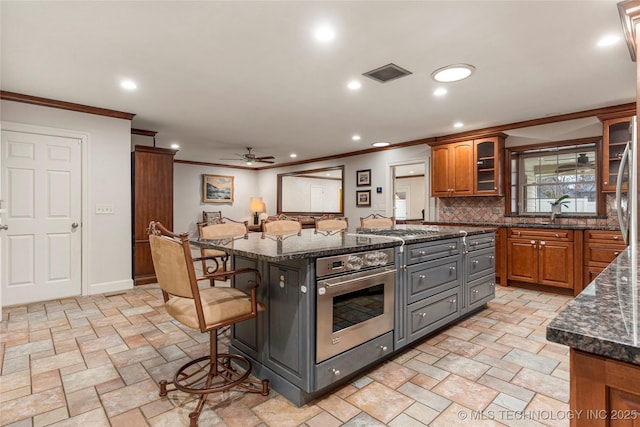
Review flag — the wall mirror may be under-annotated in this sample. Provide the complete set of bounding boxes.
[278,165,344,215]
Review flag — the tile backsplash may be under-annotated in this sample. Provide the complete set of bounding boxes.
[436,194,620,227]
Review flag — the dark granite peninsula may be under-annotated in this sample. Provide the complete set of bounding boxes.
[547,247,640,424]
[193,225,496,405]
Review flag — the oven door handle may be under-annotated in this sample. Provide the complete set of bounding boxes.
[322,268,396,288]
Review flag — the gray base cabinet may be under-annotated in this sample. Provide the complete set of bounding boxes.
[230,232,495,406]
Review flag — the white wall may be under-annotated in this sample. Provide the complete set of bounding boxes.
[173,144,434,232]
[173,163,258,236]
[1,100,133,296]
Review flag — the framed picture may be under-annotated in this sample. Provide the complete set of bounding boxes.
[356,190,371,207]
[203,174,234,203]
[356,169,371,187]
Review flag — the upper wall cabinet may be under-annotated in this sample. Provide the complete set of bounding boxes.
[430,135,505,197]
[601,115,633,192]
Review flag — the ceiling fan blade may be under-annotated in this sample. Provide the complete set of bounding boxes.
[256,156,275,160]
[220,158,243,161]
[258,159,275,164]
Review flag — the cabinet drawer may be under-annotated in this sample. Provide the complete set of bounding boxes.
[314,332,393,391]
[407,255,460,304]
[466,247,495,282]
[407,288,460,343]
[585,243,625,265]
[509,228,573,241]
[407,238,459,264]
[585,229,625,244]
[466,233,496,251]
[468,275,496,311]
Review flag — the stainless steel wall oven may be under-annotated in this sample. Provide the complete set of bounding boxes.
[316,248,395,362]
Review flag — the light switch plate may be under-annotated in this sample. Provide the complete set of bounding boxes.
[96,204,115,214]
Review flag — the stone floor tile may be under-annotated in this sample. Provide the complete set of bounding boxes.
[33,406,68,427]
[61,364,120,394]
[478,374,535,403]
[397,381,450,412]
[525,393,570,427]
[31,370,62,393]
[315,394,360,422]
[433,353,490,380]
[431,402,506,427]
[30,350,84,376]
[48,408,110,427]
[503,348,559,374]
[388,412,429,426]
[0,387,66,426]
[366,360,417,389]
[100,379,161,418]
[402,358,450,381]
[496,333,545,354]
[4,339,53,360]
[441,325,481,341]
[66,387,102,416]
[108,408,149,427]
[341,411,387,427]
[304,410,343,427]
[432,374,498,411]
[252,396,322,427]
[408,373,440,390]
[511,368,569,403]
[346,381,414,424]
[117,362,151,385]
[108,345,161,368]
[0,370,30,394]
[215,399,272,427]
[402,401,440,425]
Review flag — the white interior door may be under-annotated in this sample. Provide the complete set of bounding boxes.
[1,130,82,306]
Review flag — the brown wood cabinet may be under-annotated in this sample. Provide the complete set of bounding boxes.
[507,227,580,291]
[431,141,473,196]
[132,145,176,285]
[601,116,633,193]
[430,135,505,197]
[582,229,627,290]
[570,349,640,427]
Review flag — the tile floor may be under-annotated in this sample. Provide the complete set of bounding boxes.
[0,284,573,427]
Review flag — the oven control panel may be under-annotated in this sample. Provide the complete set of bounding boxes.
[316,248,394,278]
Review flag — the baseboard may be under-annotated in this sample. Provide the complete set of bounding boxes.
[87,278,133,296]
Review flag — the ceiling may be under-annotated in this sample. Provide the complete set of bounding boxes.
[1,1,635,167]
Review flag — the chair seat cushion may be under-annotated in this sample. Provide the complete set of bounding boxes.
[165,287,262,330]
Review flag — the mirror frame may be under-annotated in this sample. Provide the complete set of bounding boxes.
[277,165,344,216]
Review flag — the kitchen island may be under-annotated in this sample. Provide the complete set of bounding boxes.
[193,225,496,405]
[546,247,640,425]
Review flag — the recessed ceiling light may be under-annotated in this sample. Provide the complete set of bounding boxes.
[597,35,620,47]
[453,122,464,128]
[431,64,475,82]
[352,134,361,141]
[347,80,362,90]
[120,80,137,90]
[326,173,331,177]
[246,161,253,166]
[170,143,180,149]
[315,26,335,41]
[290,153,297,158]
[409,170,415,174]
[433,88,448,96]
[372,142,390,148]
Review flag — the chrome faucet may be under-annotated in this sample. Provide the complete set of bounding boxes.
[550,210,558,224]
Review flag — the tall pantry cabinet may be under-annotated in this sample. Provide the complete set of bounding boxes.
[132,145,177,285]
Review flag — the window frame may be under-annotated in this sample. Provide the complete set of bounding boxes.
[505,136,605,216]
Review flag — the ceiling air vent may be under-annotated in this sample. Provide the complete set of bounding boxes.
[363,63,412,83]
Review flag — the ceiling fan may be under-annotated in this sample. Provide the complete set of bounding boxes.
[221,147,275,164]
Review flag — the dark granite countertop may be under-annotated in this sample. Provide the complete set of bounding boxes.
[191,225,495,261]
[546,247,640,365]
[423,221,620,231]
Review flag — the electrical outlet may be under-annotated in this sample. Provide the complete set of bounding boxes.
[96,204,115,214]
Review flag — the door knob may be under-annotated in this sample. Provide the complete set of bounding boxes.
[72,222,79,229]
[0,224,7,230]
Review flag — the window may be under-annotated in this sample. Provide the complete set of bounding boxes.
[510,144,597,215]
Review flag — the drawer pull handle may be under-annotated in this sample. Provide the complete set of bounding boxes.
[472,260,479,265]
[449,245,456,250]
[419,251,427,256]
[473,289,479,294]
[418,312,427,318]
[614,236,620,240]
[490,282,495,288]
[614,252,619,256]
[555,233,560,238]
[449,298,457,304]
[332,368,341,376]
[380,345,388,351]
[531,240,536,245]
[489,255,495,260]
[449,266,456,271]
[419,274,427,280]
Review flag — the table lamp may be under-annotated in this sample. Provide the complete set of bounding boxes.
[250,197,265,225]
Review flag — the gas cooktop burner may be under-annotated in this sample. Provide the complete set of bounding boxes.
[358,228,438,237]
